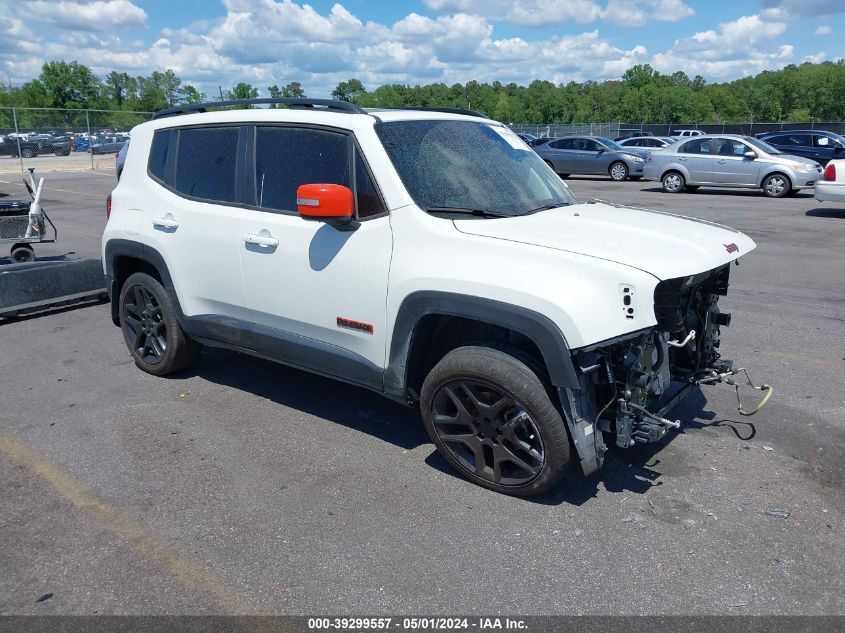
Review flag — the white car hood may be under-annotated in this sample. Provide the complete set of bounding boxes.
[453,202,756,280]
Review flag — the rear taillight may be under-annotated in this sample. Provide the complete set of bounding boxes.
[106,193,112,218]
[823,163,836,181]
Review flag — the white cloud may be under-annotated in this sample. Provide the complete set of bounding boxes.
[0,0,808,102]
[762,0,845,16]
[10,1,147,31]
[651,13,793,79]
[651,0,695,22]
[814,25,832,35]
[803,52,826,64]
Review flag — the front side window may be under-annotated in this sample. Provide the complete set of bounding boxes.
[174,127,239,202]
[254,127,350,213]
[715,138,749,157]
[376,120,575,217]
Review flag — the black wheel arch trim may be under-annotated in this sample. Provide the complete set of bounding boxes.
[385,291,580,397]
[105,239,177,327]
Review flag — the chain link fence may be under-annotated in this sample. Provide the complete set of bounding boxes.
[0,107,153,174]
[509,121,845,139]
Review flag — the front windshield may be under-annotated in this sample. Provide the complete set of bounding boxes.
[376,120,576,217]
[745,137,782,154]
[594,137,625,151]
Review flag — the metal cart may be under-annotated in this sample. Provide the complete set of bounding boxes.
[0,169,56,263]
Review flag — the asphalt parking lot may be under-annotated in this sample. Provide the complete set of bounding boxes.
[1,169,843,615]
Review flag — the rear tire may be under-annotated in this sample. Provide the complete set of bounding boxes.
[420,345,570,497]
[21,148,35,158]
[662,171,685,193]
[10,244,35,263]
[119,272,200,376]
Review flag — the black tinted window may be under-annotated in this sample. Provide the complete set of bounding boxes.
[149,129,175,184]
[355,148,385,218]
[255,127,349,212]
[680,139,713,154]
[174,127,239,202]
[549,138,574,149]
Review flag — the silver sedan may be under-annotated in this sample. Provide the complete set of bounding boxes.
[533,136,648,181]
[642,134,822,198]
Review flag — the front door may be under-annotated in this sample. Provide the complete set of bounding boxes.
[237,125,392,383]
[711,138,759,186]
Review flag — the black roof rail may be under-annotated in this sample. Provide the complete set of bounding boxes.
[376,106,489,118]
[152,98,365,119]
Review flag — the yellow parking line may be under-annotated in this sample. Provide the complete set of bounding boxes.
[0,433,260,614]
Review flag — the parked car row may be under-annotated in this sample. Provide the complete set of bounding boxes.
[531,136,648,181]
[0,130,131,157]
[519,128,841,200]
[642,134,823,198]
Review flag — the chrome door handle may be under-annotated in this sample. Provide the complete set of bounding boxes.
[678,157,687,161]
[244,233,279,248]
[717,159,727,164]
[153,216,179,229]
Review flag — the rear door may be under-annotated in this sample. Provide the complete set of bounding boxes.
[141,125,249,329]
[544,138,577,172]
[676,138,716,183]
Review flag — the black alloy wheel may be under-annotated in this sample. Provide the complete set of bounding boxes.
[430,379,545,487]
[122,284,167,366]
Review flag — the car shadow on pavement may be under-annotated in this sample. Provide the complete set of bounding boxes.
[194,347,429,451]
[640,186,814,198]
[193,349,755,506]
[806,207,845,218]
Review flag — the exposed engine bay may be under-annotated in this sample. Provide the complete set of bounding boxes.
[564,263,770,474]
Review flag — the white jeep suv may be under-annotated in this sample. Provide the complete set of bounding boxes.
[103,98,756,496]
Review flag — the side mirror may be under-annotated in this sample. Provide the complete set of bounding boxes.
[744,151,757,159]
[296,183,357,229]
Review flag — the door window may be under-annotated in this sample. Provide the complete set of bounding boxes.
[679,138,713,154]
[254,127,349,213]
[715,138,749,157]
[253,127,385,219]
[174,127,240,203]
[548,138,574,150]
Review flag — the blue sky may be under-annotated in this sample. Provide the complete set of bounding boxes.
[1,0,843,97]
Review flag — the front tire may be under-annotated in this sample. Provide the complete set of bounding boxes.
[762,173,791,198]
[21,148,35,158]
[119,272,200,376]
[662,171,685,193]
[420,345,570,496]
[609,161,628,181]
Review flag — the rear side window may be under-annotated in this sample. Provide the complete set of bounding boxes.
[680,139,712,154]
[549,138,574,150]
[148,129,175,185]
[174,127,239,203]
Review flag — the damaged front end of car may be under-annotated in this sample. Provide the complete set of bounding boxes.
[560,263,770,477]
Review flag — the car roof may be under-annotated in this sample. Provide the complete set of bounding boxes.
[759,129,838,136]
[142,106,493,135]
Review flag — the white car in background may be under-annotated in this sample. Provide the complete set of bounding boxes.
[815,159,845,203]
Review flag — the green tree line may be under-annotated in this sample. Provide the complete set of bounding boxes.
[2,59,844,125]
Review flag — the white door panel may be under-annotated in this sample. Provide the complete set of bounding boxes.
[143,188,246,319]
[238,212,392,368]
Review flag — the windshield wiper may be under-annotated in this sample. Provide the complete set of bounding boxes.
[523,202,570,214]
[425,206,508,218]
